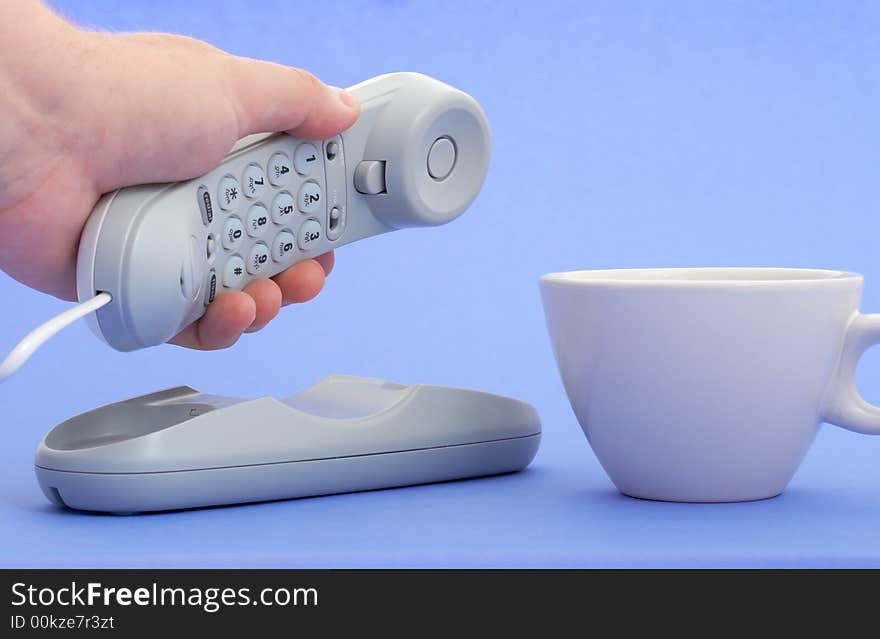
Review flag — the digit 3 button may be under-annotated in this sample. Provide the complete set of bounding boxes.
[224,255,246,288]
[247,243,271,275]
[297,219,323,251]
[272,230,296,263]
[217,175,241,210]
[297,181,322,214]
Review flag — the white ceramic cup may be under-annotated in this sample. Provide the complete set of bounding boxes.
[539,268,880,502]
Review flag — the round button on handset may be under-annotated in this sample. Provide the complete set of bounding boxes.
[242,163,266,199]
[246,204,270,238]
[268,152,292,187]
[294,143,319,175]
[427,137,456,180]
[298,219,322,251]
[272,230,296,263]
[247,243,271,275]
[222,217,244,251]
[217,175,242,211]
[223,255,246,288]
[297,181,322,214]
[271,192,295,225]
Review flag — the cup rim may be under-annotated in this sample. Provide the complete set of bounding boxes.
[539,267,862,287]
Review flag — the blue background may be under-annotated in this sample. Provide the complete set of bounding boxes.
[2,0,880,567]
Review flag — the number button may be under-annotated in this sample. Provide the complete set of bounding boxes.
[268,152,292,187]
[272,230,296,263]
[294,143,319,175]
[297,219,323,251]
[242,164,266,199]
[297,181,323,214]
[247,243,271,275]
[224,255,246,288]
[222,216,244,251]
[246,204,269,238]
[271,192,295,225]
[217,175,242,211]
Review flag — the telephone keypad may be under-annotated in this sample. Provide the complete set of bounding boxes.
[197,135,341,293]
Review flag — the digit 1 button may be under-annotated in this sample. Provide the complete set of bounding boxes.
[297,181,323,214]
[272,230,296,263]
[246,203,269,238]
[247,243,270,275]
[222,216,244,250]
[218,175,242,211]
[297,219,322,251]
[224,255,246,288]
[294,143,319,175]
[271,191,295,225]
[268,152,292,187]
[242,163,266,199]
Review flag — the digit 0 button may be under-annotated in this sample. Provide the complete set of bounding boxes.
[272,230,296,262]
[294,143,319,175]
[224,255,246,288]
[222,216,244,251]
[297,181,322,214]
[242,163,266,199]
[268,152,292,186]
[218,175,242,210]
[297,219,322,251]
[271,192,295,225]
[247,243,271,275]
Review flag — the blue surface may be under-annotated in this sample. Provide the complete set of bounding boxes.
[2,0,880,567]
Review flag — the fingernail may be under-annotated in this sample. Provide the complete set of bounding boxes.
[331,86,358,109]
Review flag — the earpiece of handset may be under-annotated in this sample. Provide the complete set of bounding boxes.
[352,74,491,229]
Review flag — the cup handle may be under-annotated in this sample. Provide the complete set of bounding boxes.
[822,313,880,434]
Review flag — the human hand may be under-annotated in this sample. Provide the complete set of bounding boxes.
[0,2,359,349]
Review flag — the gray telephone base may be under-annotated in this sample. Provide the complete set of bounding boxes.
[35,375,541,514]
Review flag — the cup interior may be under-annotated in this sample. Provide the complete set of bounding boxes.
[541,267,858,286]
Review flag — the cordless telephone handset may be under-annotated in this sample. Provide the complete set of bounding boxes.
[76,72,490,351]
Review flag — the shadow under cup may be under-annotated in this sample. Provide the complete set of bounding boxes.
[539,268,880,502]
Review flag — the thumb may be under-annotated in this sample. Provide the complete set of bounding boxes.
[86,33,360,191]
[224,56,360,140]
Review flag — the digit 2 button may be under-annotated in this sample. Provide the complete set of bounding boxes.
[297,181,322,214]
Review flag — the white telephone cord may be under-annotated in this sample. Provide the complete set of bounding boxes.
[0,292,112,382]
